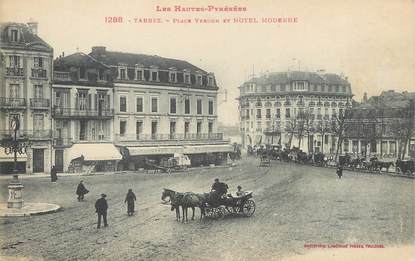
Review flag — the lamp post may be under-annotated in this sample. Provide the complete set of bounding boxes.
[1,116,31,209]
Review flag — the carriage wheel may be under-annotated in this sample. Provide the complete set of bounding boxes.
[242,199,256,217]
[215,206,226,220]
[205,207,214,218]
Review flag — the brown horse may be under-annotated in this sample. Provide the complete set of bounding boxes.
[161,188,185,221]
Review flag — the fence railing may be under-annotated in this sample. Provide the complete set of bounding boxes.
[6,67,24,77]
[0,97,26,107]
[52,108,114,117]
[31,68,47,78]
[115,133,224,142]
[30,98,50,108]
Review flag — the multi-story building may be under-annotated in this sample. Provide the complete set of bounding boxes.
[89,46,231,168]
[0,22,53,174]
[52,52,121,172]
[343,97,415,159]
[238,71,353,154]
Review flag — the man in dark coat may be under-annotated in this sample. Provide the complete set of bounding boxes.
[211,178,229,204]
[124,189,137,216]
[50,166,58,182]
[95,194,108,229]
[337,166,343,179]
[76,181,89,201]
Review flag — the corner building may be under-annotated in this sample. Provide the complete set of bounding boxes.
[89,47,231,169]
[0,22,53,174]
[238,71,353,154]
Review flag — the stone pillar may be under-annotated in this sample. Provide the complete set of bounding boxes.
[8,175,24,209]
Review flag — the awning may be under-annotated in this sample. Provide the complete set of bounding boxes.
[183,144,234,154]
[67,143,122,161]
[128,146,184,156]
[0,149,27,162]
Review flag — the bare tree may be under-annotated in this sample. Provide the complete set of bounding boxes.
[331,109,353,161]
[315,120,330,154]
[285,117,297,149]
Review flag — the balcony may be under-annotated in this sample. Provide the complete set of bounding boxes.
[0,97,26,109]
[52,108,114,118]
[53,137,73,147]
[0,130,52,140]
[115,133,224,143]
[6,67,24,77]
[30,98,50,109]
[31,68,47,78]
[54,71,71,81]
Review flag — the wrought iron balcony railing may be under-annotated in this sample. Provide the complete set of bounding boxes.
[30,98,50,108]
[115,133,224,142]
[54,71,71,81]
[0,97,26,107]
[52,108,114,118]
[0,130,52,139]
[6,67,24,77]
[31,68,47,78]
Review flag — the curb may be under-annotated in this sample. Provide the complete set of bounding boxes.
[0,204,62,218]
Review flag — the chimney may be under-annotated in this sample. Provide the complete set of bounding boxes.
[27,19,38,35]
[363,92,368,103]
[91,46,106,57]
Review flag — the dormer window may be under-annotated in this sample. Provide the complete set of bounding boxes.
[170,72,176,83]
[10,29,18,42]
[208,76,214,86]
[151,71,158,81]
[79,66,86,79]
[185,74,190,84]
[197,75,202,85]
[119,68,126,80]
[137,70,143,80]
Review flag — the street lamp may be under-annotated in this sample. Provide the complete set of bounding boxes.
[1,116,31,209]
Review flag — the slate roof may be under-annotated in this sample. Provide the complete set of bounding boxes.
[248,71,349,86]
[54,52,109,71]
[0,22,52,51]
[90,49,207,74]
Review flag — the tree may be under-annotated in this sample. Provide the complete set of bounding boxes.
[285,117,297,149]
[331,109,353,161]
[315,120,331,154]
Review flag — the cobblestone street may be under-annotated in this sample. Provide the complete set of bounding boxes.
[0,158,414,260]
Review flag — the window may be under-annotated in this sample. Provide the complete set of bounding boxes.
[324,135,329,145]
[34,57,43,68]
[342,86,346,93]
[262,86,267,92]
[335,85,339,92]
[99,69,105,81]
[170,73,176,83]
[119,96,127,112]
[11,29,18,42]
[137,70,143,80]
[33,114,44,131]
[34,85,43,99]
[120,120,127,136]
[208,122,213,135]
[246,109,250,119]
[197,121,202,135]
[170,121,176,138]
[343,139,349,153]
[79,67,86,79]
[197,75,202,85]
[184,122,190,137]
[9,55,20,67]
[208,100,214,115]
[286,108,291,118]
[197,99,202,114]
[185,98,190,114]
[151,71,158,81]
[119,68,126,80]
[136,97,143,112]
[266,109,271,119]
[151,121,158,138]
[271,85,276,92]
[280,85,286,92]
[185,74,190,84]
[276,108,281,119]
[208,77,214,86]
[9,84,20,98]
[77,91,88,110]
[151,97,158,113]
[136,121,143,139]
[256,109,261,119]
[170,97,176,114]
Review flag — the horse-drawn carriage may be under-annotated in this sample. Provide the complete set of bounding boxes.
[395,159,415,176]
[204,191,256,220]
[259,153,271,167]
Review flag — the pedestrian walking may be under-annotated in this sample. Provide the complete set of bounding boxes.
[95,194,108,229]
[76,180,89,201]
[50,165,58,182]
[124,189,137,216]
[337,166,343,179]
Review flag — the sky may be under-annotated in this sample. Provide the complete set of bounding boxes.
[1,0,414,126]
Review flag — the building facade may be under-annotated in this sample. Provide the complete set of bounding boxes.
[52,52,121,172]
[238,71,353,154]
[0,22,53,174]
[89,46,231,169]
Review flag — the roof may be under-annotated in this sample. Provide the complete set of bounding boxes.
[248,71,350,86]
[0,22,52,52]
[90,49,207,74]
[54,52,109,71]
